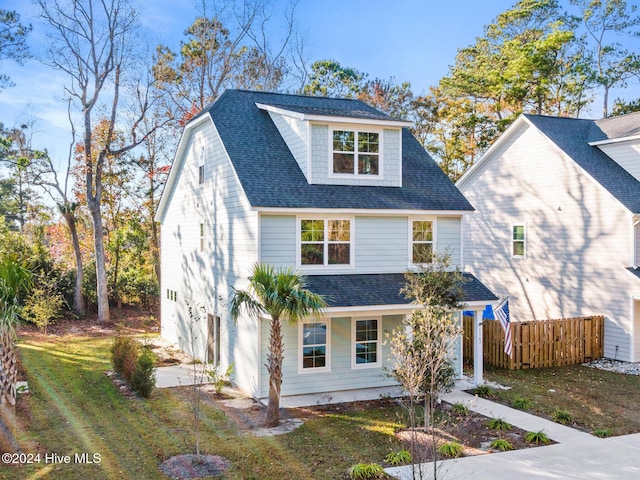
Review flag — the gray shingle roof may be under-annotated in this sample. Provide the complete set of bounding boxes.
[257,102,400,122]
[204,89,473,211]
[304,273,497,308]
[525,114,640,214]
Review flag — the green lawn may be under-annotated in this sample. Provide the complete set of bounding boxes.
[484,364,640,436]
[3,335,403,480]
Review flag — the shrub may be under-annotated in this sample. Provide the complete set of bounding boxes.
[552,409,573,425]
[438,441,464,458]
[490,438,514,451]
[206,363,234,395]
[348,462,386,479]
[525,430,551,445]
[130,346,157,398]
[384,449,412,466]
[512,396,532,410]
[593,428,612,438]
[111,331,140,383]
[22,287,64,334]
[486,417,512,431]
[474,385,495,398]
[451,402,469,416]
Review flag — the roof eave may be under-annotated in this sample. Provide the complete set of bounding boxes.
[589,134,640,146]
[255,102,413,127]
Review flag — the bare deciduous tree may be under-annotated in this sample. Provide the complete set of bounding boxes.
[38,0,164,321]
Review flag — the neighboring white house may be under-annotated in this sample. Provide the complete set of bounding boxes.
[155,89,497,406]
[457,112,640,362]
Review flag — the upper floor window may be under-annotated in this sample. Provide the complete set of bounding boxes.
[332,129,380,176]
[512,225,526,257]
[198,145,205,185]
[411,220,434,263]
[300,219,351,266]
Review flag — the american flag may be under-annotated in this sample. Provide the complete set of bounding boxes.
[494,298,512,356]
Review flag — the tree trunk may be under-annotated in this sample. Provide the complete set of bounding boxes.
[265,316,283,427]
[62,211,86,316]
[0,334,17,407]
[88,198,110,323]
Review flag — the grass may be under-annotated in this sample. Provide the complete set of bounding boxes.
[485,364,640,436]
[10,335,404,480]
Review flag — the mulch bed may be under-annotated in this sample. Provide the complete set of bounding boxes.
[159,454,230,479]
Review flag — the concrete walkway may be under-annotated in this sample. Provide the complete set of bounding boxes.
[386,391,640,479]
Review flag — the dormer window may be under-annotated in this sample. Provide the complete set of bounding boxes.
[332,128,380,176]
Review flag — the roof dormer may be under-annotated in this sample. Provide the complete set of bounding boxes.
[256,101,412,187]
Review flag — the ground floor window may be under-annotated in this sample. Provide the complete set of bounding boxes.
[299,320,330,372]
[352,318,380,368]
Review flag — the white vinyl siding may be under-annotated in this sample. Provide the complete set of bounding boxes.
[267,111,309,178]
[160,119,260,395]
[635,223,640,267]
[597,140,640,182]
[459,120,635,361]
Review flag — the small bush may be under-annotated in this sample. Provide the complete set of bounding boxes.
[130,346,157,398]
[206,363,234,394]
[438,441,464,458]
[525,430,551,445]
[111,332,140,383]
[593,428,612,438]
[512,396,532,410]
[486,417,512,431]
[384,450,412,466]
[348,462,386,479]
[22,287,64,334]
[552,409,573,425]
[474,385,495,398]
[490,438,514,451]
[451,402,469,416]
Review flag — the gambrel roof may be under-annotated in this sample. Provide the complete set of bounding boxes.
[188,89,474,212]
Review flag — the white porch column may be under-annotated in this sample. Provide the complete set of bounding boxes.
[473,309,484,386]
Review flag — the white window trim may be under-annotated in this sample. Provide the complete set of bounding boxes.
[298,318,331,374]
[296,216,355,269]
[408,217,437,267]
[328,125,384,179]
[351,316,382,369]
[512,223,527,258]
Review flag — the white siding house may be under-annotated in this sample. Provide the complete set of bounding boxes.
[156,90,497,406]
[457,112,640,362]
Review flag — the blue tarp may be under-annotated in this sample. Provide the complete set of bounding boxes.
[463,305,495,319]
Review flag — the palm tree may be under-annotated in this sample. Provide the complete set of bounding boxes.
[0,254,31,406]
[229,263,327,427]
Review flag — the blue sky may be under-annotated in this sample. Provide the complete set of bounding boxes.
[1,0,638,162]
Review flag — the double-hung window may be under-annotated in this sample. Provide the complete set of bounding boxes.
[512,225,526,257]
[411,220,434,264]
[332,129,380,176]
[300,320,330,372]
[352,318,380,368]
[300,219,351,266]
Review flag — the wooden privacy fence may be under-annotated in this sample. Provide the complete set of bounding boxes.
[463,315,604,370]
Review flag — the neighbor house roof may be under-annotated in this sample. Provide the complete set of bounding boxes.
[198,89,474,211]
[524,114,640,214]
[304,273,498,309]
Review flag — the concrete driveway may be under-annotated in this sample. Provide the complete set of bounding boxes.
[386,390,640,479]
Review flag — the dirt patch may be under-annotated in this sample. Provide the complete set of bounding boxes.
[17,305,158,339]
[159,453,230,479]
